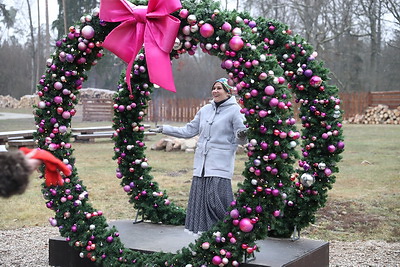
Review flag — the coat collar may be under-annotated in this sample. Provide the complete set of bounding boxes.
[211,96,237,108]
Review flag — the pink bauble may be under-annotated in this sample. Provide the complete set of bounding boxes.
[264,85,275,95]
[54,96,63,104]
[200,23,214,38]
[255,205,263,213]
[272,188,280,196]
[182,25,191,35]
[81,25,95,39]
[309,75,322,87]
[202,242,210,249]
[118,105,125,112]
[224,59,233,69]
[48,143,57,151]
[269,98,279,107]
[230,209,240,219]
[259,72,267,80]
[277,101,286,109]
[250,89,258,97]
[179,9,189,19]
[54,82,63,90]
[77,57,87,64]
[59,125,67,133]
[38,101,46,109]
[221,22,232,32]
[260,142,268,150]
[324,168,332,176]
[259,110,268,118]
[229,36,244,51]
[337,141,345,149]
[239,218,254,232]
[212,256,222,265]
[62,111,71,119]
[78,42,87,51]
[327,145,336,153]
[273,210,281,217]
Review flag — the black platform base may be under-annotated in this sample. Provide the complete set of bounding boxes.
[49,220,329,267]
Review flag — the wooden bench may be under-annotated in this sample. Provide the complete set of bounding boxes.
[71,125,153,142]
[74,131,156,142]
[0,130,36,145]
[7,139,36,149]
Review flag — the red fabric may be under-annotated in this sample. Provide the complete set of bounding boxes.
[19,147,72,187]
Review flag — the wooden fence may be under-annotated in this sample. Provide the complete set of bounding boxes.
[81,91,400,122]
[82,98,113,121]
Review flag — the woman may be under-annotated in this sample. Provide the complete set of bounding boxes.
[151,78,247,234]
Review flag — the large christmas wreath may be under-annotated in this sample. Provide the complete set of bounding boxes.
[33,0,344,265]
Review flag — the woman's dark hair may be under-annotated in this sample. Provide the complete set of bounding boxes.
[0,151,31,198]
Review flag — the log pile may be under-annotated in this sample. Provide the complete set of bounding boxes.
[151,136,199,153]
[347,105,400,124]
[0,95,20,108]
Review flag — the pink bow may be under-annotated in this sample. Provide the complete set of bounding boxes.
[99,0,182,94]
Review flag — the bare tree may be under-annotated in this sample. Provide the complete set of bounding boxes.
[45,0,50,56]
[355,0,385,91]
[62,0,67,34]
[26,0,37,94]
[36,0,41,87]
[384,0,400,26]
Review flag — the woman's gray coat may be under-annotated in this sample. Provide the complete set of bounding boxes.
[162,96,246,179]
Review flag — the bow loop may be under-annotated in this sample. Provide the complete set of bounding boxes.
[100,0,182,93]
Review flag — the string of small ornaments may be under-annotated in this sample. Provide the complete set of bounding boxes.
[33,0,344,265]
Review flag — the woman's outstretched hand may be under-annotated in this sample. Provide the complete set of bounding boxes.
[148,126,163,133]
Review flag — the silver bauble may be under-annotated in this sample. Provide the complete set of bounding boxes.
[300,173,315,187]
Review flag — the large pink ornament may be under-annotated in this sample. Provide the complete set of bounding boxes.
[239,218,254,232]
[229,36,244,51]
[221,22,232,32]
[264,85,275,95]
[337,141,345,149]
[327,145,336,153]
[230,209,240,219]
[259,110,268,118]
[81,25,95,39]
[179,9,189,18]
[212,256,222,265]
[200,23,214,38]
[269,98,279,107]
[59,125,68,133]
[224,59,233,69]
[309,75,323,87]
[54,82,63,90]
[62,111,71,119]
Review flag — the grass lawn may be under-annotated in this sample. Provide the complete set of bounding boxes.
[0,110,399,242]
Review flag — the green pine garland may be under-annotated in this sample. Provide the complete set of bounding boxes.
[32,0,344,265]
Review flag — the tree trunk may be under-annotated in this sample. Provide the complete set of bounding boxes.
[26,0,37,94]
[62,0,67,34]
[36,0,41,88]
[45,0,50,57]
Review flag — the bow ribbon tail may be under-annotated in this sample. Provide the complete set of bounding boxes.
[145,42,175,92]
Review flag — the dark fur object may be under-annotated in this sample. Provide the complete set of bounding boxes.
[0,151,31,198]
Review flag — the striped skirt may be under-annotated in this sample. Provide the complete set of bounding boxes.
[184,176,233,235]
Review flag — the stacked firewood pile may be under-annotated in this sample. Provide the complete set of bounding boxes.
[347,104,400,124]
[151,137,199,153]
